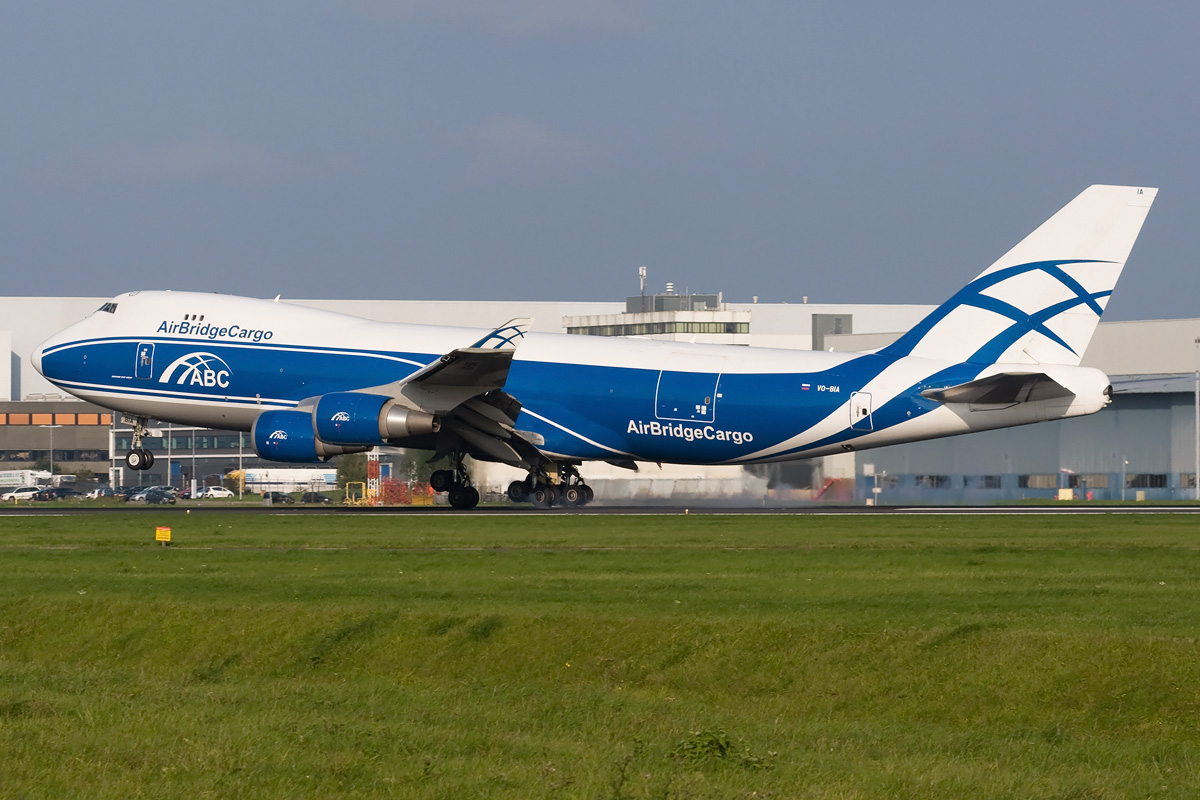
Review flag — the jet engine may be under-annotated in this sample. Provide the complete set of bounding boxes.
[313,392,439,444]
[252,393,440,462]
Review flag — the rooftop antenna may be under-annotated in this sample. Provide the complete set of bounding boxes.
[639,266,647,310]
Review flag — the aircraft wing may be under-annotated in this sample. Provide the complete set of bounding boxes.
[390,319,548,467]
[921,372,1076,406]
[401,318,531,390]
[403,347,517,390]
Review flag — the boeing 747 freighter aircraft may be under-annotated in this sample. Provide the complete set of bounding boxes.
[34,185,1156,507]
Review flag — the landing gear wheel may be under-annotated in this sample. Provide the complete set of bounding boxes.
[507,480,529,503]
[430,470,453,493]
[564,485,584,506]
[125,449,153,471]
[582,485,594,504]
[448,486,479,509]
[531,485,558,508]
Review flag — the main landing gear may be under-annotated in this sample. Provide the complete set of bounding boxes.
[430,452,480,510]
[507,462,593,508]
[124,416,155,471]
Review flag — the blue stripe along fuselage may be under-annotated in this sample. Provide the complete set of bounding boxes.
[39,333,970,464]
[40,336,427,407]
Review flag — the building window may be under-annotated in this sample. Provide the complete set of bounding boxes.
[568,321,749,337]
[1128,474,1167,489]
[54,414,75,425]
[966,475,1002,489]
[1068,474,1109,489]
[1019,474,1057,489]
[915,475,952,488]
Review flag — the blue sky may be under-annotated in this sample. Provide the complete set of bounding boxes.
[1,2,1194,321]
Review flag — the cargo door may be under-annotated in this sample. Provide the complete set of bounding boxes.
[655,354,724,423]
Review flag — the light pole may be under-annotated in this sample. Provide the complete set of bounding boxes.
[167,423,173,490]
[1122,459,1128,502]
[39,424,62,480]
[1194,337,1199,501]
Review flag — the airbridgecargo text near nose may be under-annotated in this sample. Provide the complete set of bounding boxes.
[33,185,1157,508]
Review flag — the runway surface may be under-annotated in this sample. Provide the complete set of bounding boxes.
[4,503,1200,516]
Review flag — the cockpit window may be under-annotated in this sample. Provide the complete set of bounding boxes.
[97,302,118,313]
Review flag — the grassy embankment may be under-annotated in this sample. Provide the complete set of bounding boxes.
[2,512,1199,798]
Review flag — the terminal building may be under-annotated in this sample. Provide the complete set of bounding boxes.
[1,289,1196,503]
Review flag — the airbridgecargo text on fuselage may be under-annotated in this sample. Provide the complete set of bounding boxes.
[157,320,274,342]
[627,419,753,445]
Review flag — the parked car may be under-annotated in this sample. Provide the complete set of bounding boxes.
[86,487,115,499]
[3,486,42,501]
[262,491,295,504]
[198,486,234,499]
[300,491,332,504]
[36,487,84,500]
[128,488,176,505]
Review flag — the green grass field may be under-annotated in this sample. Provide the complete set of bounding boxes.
[2,511,1200,798]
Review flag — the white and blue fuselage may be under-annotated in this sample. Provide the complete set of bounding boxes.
[34,290,1106,465]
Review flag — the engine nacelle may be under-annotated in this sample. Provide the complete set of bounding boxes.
[314,392,439,445]
[252,409,369,463]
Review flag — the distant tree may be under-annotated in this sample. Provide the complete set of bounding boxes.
[223,470,244,495]
[74,468,97,489]
[396,449,435,483]
[337,452,367,489]
[33,456,59,474]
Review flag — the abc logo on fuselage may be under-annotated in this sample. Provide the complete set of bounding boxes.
[157,352,233,389]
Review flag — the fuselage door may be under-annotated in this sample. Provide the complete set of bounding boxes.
[135,342,155,380]
[655,355,724,423]
[850,391,873,431]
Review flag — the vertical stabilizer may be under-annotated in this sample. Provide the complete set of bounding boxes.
[881,185,1157,366]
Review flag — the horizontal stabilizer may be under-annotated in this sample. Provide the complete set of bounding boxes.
[921,372,1075,406]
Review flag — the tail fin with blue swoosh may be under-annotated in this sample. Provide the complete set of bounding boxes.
[881,185,1157,366]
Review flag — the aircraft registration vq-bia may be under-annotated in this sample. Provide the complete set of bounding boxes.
[34,185,1156,508]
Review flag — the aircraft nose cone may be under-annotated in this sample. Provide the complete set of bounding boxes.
[31,340,45,376]
[32,329,69,379]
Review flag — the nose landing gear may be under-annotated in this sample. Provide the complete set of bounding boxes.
[124,416,155,471]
